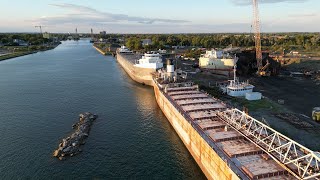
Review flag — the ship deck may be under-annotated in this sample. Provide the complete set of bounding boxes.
[117,53,141,64]
[161,84,294,180]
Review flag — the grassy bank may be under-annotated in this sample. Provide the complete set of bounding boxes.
[199,85,282,112]
[0,45,58,61]
[0,51,36,61]
[93,45,113,56]
[230,97,282,112]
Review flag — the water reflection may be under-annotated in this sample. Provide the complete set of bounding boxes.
[131,80,206,179]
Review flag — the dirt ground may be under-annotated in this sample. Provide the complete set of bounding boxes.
[175,58,320,151]
[251,76,320,116]
[175,59,320,118]
[250,109,320,150]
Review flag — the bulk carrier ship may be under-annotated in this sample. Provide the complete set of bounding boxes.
[152,60,320,180]
[199,49,237,76]
[115,48,320,179]
[116,46,163,86]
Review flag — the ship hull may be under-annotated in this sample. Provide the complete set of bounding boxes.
[153,81,240,180]
[116,53,155,86]
[199,57,237,76]
[201,68,234,76]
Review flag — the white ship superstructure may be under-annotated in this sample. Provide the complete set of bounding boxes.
[118,46,133,54]
[116,47,163,86]
[135,52,163,69]
[199,49,238,76]
[226,65,254,97]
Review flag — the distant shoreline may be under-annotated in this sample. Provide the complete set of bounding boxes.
[0,45,59,61]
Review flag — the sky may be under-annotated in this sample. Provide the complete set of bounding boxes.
[0,0,319,33]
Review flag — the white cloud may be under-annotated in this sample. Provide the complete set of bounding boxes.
[289,13,318,17]
[32,3,189,26]
[3,2,316,33]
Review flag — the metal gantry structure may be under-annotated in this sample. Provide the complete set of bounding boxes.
[35,25,44,34]
[252,0,263,73]
[35,25,45,45]
[217,108,320,179]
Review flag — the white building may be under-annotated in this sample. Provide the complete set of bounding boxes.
[158,49,167,54]
[142,39,152,46]
[245,92,262,101]
[13,39,29,46]
[43,32,50,39]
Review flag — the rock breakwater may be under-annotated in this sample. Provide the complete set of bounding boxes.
[53,112,98,160]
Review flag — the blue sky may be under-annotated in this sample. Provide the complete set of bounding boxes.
[0,0,319,33]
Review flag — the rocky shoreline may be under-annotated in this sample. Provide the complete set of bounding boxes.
[53,112,98,160]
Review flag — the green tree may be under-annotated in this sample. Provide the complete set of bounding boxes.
[134,39,142,50]
[125,38,136,50]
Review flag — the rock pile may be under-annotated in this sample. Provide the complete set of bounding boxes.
[53,112,98,160]
[275,113,313,129]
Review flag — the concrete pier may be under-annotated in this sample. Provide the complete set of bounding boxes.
[93,45,106,55]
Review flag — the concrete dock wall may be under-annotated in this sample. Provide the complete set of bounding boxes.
[93,45,106,55]
[116,53,154,86]
[153,84,240,180]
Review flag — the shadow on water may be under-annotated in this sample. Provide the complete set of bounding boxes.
[0,40,205,179]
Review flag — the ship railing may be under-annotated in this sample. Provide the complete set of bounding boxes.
[179,101,215,106]
[171,96,209,101]
[204,93,228,108]
[185,107,225,113]
[217,108,320,180]
[169,92,202,96]
[166,87,198,92]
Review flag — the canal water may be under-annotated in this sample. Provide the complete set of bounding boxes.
[0,40,205,179]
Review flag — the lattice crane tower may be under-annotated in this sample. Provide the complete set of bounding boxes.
[252,0,263,72]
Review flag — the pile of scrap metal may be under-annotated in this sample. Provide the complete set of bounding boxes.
[236,50,280,76]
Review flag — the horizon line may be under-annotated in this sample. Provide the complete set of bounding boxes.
[0,31,319,34]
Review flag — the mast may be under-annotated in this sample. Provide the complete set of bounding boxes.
[234,64,237,82]
[233,55,237,83]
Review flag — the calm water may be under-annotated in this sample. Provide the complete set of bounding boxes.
[0,40,205,179]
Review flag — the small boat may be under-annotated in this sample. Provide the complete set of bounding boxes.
[221,65,254,97]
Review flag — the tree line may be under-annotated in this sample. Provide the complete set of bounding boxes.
[2,33,319,53]
[0,33,68,46]
[121,33,320,52]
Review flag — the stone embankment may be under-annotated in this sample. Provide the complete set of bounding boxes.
[53,112,98,160]
[93,45,107,55]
